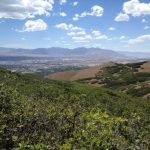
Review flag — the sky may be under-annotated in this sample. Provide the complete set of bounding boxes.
[0,0,150,52]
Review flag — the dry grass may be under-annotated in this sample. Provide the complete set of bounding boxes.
[46,62,115,81]
[138,62,150,72]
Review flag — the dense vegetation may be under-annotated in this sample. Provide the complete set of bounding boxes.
[0,67,150,149]
[80,62,150,99]
[97,62,149,85]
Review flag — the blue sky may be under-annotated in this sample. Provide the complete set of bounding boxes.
[0,0,150,52]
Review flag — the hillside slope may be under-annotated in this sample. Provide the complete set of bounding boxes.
[84,61,150,99]
[47,62,115,81]
[0,67,150,149]
[48,61,150,99]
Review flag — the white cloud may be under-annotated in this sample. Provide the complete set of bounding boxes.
[71,26,83,31]
[142,19,146,23]
[123,0,150,17]
[115,13,129,22]
[74,40,89,43]
[120,36,125,40]
[56,23,108,42]
[72,35,92,41]
[68,30,108,42]
[67,32,76,36]
[73,5,104,21]
[92,31,101,36]
[108,27,116,31]
[55,23,83,31]
[0,0,54,19]
[21,37,26,40]
[73,1,78,6]
[144,26,149,30]
[67,30,91,42]
[128,34,150,44]
[59,12,67,17]
[18,19,47,32]
[67,30,108,42]
[115,0,150,22]
[72,31,86,36]
[67,31,86,36]
[59,0,67,5]
[90,5,104,17]
[92,30,108,39]
[73,14,79,21]
[95,35,108,40]
[55,23,68,30]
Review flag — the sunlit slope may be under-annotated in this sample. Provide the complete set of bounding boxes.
[47,61,150,99]
[46,62,115,81]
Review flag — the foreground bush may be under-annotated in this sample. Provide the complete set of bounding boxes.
[0,84,150,150]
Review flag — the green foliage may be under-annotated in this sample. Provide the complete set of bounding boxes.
[93,62,150,98]
[0,67,150,149]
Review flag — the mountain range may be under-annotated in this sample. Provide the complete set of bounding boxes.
[0,47,123,57]
[0,47,149,64]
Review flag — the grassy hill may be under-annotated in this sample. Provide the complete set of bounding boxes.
[48,61,150,99]
[46,62,115,81]
[0,67,150,149]
[79,61,150,99]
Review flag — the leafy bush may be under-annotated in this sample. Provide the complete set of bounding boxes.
[0,68,150,149]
